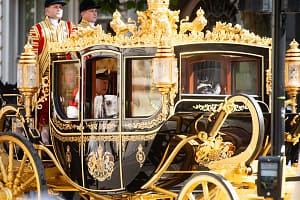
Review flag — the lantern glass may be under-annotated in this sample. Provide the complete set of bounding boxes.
[287,63,300,87]
[17,65,24,87]
[17,64,39,89]
[153,57,177,84]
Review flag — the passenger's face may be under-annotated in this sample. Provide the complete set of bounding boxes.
[81,9,98,23]
[45,4,63,20]
[96,79,109,95]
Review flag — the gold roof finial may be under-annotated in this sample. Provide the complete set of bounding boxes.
[147,0,169,10]
[288,39,300,52]
[19,37,37,64]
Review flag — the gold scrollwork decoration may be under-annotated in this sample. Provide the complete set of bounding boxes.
[51,118,79,130]
[193,102,248,113]
[122,134,156,142]
[51,129,81,142]
[123,114,164,129]
[285,132,300,145]
[86,121,118,131]
[36,76,50,110]
[193,103,220,112]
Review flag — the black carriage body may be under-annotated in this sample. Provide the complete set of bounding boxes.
[49,45,166,192]
[48,40,273,193]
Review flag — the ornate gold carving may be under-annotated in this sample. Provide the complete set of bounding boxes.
[205,22,271,45]
[285,114,300,145]
[122,133,156,142]
[51,118,79,130]
[51,125,155,142]
[87,145,115,181]
[136,144,146,167]
[110,10,137,37]
[193,103,248,112]
[123,114,164,129]
[51,129,80,142]
[285,132,300,145]
[266,68,272,95]
[36,76,50,110]
[193,103,220,112]
[195,132,235,166]
[179,8,207,36]
[86,121,118,131]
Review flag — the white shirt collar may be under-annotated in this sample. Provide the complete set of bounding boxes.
[49,18,59,28]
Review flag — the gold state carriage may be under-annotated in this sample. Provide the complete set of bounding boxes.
[0,0,299,199]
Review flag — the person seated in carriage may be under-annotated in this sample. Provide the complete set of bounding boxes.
[66,69,118,119]
[93,69,118,118]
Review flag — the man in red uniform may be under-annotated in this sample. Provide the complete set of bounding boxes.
[28,0,73,144]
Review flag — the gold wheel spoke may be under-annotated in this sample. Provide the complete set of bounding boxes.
[14,153,28,187]
[201,181,209,200]
[13,174,36,196]
[22,174,36,189]
[0,156,7,183]
[215,187,223,199]
[7,141,14,189]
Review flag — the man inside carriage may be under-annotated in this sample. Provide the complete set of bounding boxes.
[94,69,118,119]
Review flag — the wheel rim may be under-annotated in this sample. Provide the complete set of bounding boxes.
[0,132,47,199]
[178,171,239,200]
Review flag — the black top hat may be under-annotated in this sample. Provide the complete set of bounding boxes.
[80,0,101,13]
[45,0,66,8]
[96,70,110,80]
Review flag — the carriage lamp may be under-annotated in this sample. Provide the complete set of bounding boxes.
[17,41,39,119]
[152,46,178,117]
[285,39,300,113]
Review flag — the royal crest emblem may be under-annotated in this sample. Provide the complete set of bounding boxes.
[87,145,115,181]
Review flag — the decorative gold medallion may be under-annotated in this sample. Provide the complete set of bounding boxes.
[66,145,72,168]
[87,145,115,181]
[136,144,146,167]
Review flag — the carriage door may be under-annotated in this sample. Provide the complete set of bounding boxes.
[82,49,122,191]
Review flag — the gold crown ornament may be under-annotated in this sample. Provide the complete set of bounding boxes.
[147,0,169,10]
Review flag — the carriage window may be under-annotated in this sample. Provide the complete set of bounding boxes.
[193,61,221,94]
[55,61,80,119]
[126,59,161,117]
[232,61,258,94]
[83,54,119,119]
[181,53,261,96]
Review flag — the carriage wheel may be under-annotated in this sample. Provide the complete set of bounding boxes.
[177,171,239,200]
[0,132,48,199]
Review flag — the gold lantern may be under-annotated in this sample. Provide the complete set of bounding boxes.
[17,41,39,119]
[152,46,178,118]
[285,39,300,113]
